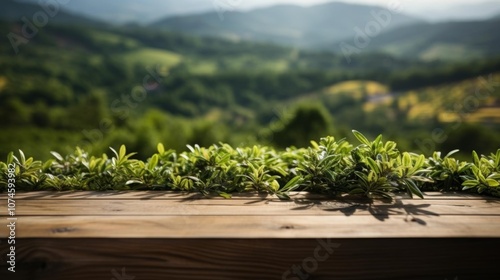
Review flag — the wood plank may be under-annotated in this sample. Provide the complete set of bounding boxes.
[2,215,500,238]
[2,191,490,200]
[1,238,499,280]
[8,198,500,216]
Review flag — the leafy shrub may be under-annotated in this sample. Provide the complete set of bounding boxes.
[1,131,499,200]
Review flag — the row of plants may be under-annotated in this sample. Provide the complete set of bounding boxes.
[1,131,499,200]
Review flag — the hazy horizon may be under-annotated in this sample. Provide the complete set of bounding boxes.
[238,0,478,10]
[19,0,500,24]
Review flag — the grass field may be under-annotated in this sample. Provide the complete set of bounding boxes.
[120,48,183,69]
[288,74,500,124]
[420,43,482,61]
[324,80,389,98]
[89,30,141,49]
[401,73,500,123]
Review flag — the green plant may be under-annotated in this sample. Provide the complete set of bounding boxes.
[0,150,46,191]
[0,131,498,200]
[461,150,500,194]
[425,150,472,191]
[347,132,429,199]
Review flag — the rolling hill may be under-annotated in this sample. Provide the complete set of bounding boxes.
[149,1,500,62]
[1,0,105,26]
[17,0,500,25]
[18,0,215,24]
[352,18,500,61]
[150,2,424,49]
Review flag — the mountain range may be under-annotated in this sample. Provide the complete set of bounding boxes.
[15,0,500,24]
[2,0,500,61]
[415,1,500,22]
[16,0,214,24]
[150,2,423,49]
[360,19,500,61]
[2,0,105,26]
[148,2,500,60]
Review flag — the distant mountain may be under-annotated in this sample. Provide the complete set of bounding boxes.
[350,18,500,61]
[18,0,214,24]
[14,0,500,25]
[413,1,500,22]
[2,0,105,26]
[150,2,424,49]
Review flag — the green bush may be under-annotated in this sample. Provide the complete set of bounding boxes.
[1,131,499,200]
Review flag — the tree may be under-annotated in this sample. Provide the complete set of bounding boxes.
[272,103,332,148]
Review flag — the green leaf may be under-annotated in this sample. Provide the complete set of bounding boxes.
[119,145,126,160]
[283,176,302,191]
[50,151,64,162]
[42,159,53,171]
[110,147,119,159]
[270,180,280,192]
[462,185,477,191]
[157,143,165,154]
[310,140,319,150]
[405,179,424,199]
[472,151,480,166]
[18,149,26,165]
[402,152,411,167]
[411,176,433,183]
[352,130,370,146]
[445,149,460,158]
[486,178,499,187]
[186,144,195,153]
[372,134,382,148]
[148,154,159,170]
[276,193,291,200]
[366,157,380,174]
[6,152,14,165]
[126,180,144,186]
[414,154,425,169]
[462,180,479,187]
[477,172,487,184]
[218,192,232,199]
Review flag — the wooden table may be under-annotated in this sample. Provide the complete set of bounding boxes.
[1,192,499,279]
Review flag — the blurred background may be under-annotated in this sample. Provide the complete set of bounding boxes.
[1,0,499,160]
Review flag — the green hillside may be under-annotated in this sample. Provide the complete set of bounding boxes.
[1,0,105,26]
[360,19,500,61]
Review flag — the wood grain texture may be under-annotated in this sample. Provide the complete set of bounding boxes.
[8,198,500,216]
[1,238,499,280]
[0,191,499,279]
[4,191,490,200]
[0,192,499,238]
[2,215,500,238]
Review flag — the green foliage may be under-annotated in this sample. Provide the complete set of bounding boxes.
[1,132,498,200]
[461,150,500,194]
[272,103,333,148]
[425,150,471,191]
[349,132,429,199]
[1,21,500,162]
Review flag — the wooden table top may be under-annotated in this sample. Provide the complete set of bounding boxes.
[1,191,500,238]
